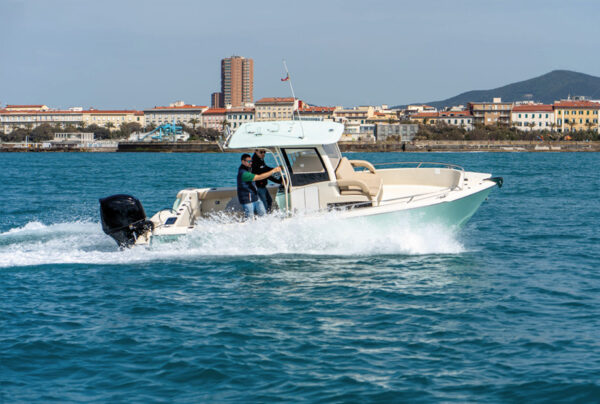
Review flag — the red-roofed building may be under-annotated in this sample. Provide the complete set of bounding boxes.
[82,109,144,130]
[511,104,554,131]
[439,110,474,130]
[298,105,336,122]
[1,107,82,134]
[143,101,208,128]
[0,105,144,133]
[409,110,474,130]
[5,104,49,112]
[226,107,255,130]
[409,112,439,125]
[255,97,302,122]
[553,100,599,133]
[202,108,227,131]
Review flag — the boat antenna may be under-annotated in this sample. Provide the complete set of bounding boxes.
[282,59,304,139]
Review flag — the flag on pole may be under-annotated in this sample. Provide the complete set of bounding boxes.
[281,74,289,82]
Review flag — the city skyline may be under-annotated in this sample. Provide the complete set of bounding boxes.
[1,0,599,109]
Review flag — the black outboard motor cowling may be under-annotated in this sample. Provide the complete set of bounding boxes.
[99,194,154,247]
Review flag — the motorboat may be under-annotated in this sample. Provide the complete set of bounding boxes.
[99,121,502,247]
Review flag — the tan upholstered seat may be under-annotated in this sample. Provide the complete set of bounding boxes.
[335,157,383,205]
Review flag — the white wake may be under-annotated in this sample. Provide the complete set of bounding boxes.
[0,212,465,268]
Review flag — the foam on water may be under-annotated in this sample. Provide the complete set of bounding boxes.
[0,212,465,268]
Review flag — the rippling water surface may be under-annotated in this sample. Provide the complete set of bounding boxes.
[1,152,599,402]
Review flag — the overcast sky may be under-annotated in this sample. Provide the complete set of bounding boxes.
[1,0,598,110]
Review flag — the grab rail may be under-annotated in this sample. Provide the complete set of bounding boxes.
[371,161,464,171]
[264,148,291,213]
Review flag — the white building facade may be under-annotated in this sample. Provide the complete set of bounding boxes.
[143,101,208,127]
[511,105,554,131]
[226,107,254,130]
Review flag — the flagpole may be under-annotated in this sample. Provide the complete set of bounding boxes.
[282,59,304,138]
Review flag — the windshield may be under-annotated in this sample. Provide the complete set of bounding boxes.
[322,143,342,170]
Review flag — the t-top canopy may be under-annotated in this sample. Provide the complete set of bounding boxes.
[226,121,344,149]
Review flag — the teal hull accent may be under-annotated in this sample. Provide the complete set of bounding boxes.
[361,187,493,230]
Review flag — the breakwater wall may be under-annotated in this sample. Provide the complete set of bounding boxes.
[117,140,600,153]
[339,140,600,152]
[4,140,598,153]
[117,142,221,152]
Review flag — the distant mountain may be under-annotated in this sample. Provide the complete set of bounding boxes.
[398,70,600,109]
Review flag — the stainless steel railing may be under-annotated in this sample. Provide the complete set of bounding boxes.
[370,161,464,171]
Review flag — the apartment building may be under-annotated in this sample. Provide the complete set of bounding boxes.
[333,106,375,134]
[408,110,473,130]
[254,97,301,122]
[406,105,437,114]
[554,100,600,133]
[511,105,554,131]
[221,56,254,107]
[226,107,254,130]
[438,110,473,130]
[468,98,512,126]
[296,106,336,121]
[144,101,207,127]
[367,111,399,125]
[409,112,439,125]
[375,123,419,141]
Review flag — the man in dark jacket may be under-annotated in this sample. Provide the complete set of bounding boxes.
[251,149,282,212]
[237,153,281,219]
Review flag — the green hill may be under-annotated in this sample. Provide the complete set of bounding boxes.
[401,70,600,109]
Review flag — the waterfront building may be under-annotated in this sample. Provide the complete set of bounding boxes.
[0,105,144,133]
[553,100,600,133]
[340,123,376,142]
[409,112,439,125]
[0,106,82,133]
[468,98,512,126]
[143,101,207,128]
[406,105,437,114]
[82,109,144,131]
[438,110,474,131]
[5,104,49,112]
[255,97,301,122]
[225,106,254,130]
[295,106,337,121]
[367,111,399,125]
[221,56,254,107]
[333,106,375,135]
[202,108,227,131]
[409,110,473,131]
[375,123,419,141]
[511,105,554,131]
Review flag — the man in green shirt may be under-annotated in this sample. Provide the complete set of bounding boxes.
[237,153,281,218]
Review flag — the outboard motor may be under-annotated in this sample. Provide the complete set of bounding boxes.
[99,194,154,247]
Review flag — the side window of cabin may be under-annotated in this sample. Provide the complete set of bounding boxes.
[282,148,330,186]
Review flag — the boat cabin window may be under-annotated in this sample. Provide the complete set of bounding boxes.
[322,143,342,170]
[282,148,330,186]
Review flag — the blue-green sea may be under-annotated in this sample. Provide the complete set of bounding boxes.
[1,152,599,403]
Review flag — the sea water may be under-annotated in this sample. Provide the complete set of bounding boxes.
[1,152,599,402]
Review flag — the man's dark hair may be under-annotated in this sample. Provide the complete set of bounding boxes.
[241,153,251,161]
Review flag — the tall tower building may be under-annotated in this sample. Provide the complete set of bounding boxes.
[221,56,253,107]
